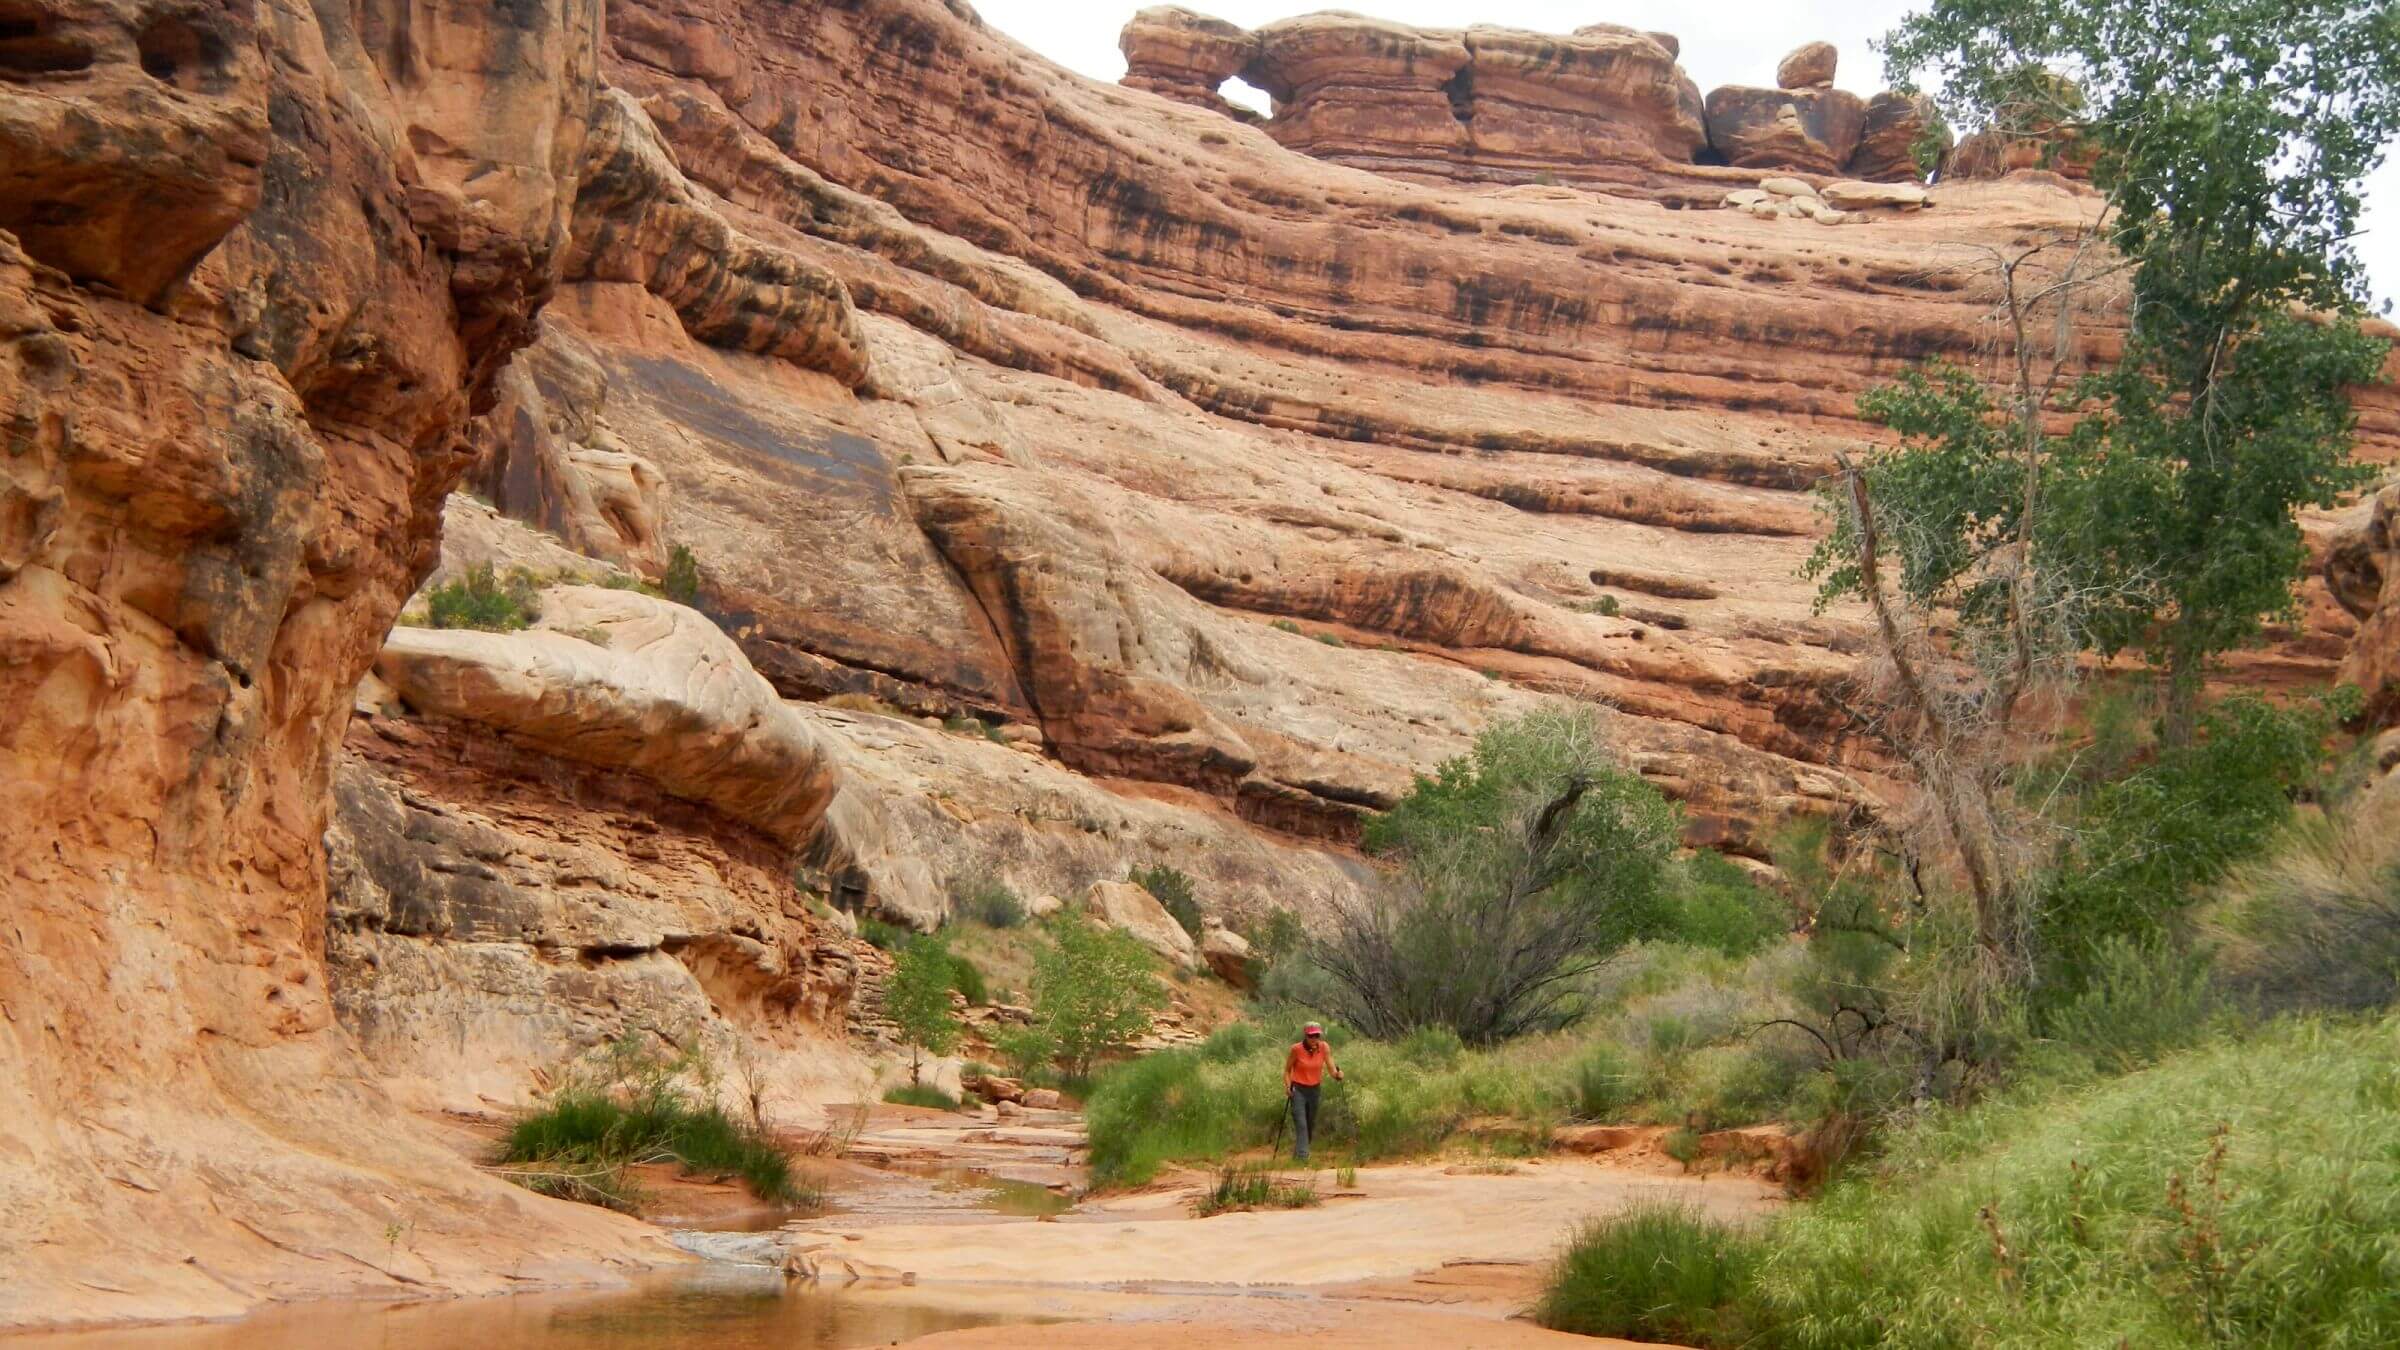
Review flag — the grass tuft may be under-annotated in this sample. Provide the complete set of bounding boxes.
[1535,1203,1761,1343]
[883,1082,962,1110]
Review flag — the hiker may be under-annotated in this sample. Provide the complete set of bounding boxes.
[1284,1021,1342,1163]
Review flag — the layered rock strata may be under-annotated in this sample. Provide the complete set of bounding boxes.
[4,0,2394,1329]
[1110,10,1948,189]
[1120,5,1260,121]
[0,0,676,1328]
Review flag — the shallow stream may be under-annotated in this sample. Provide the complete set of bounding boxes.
[7,1268,1044,1350]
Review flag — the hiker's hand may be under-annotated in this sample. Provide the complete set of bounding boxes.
[1334,1069,1344,1081]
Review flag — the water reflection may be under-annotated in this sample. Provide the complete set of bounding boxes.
[10,1267,1040,1350]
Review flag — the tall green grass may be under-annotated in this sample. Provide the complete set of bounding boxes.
[1533,1014,2400,1348]
[1084,1021,1560,1186]
[495,1038,809,1213]
[1750,1014,2400,1348]
[1536,1202,1763,1343]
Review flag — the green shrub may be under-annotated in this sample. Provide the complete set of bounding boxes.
[424,563,539,632]
[496,1037,804,1212]
[2042,694,2336,969]
[1271,618,1302,633]
[2206,807,2400,1015]
[948,871,1027,929]
[1396,1024,1465,1069]
[1567,1045,1634,1121]
[1243,908,1306,961]
[1332,708,1681,1044]
[1129,863,1203,939]
[1662,1126,1702,1170]
[1314,631,1346,647]
[1750,1014,2400,1348]
[661,543,702,606]
[1670,852,1789,957]
[1536,1203,1762,1344]
[859,918,911,951]
[2034,936,2218,1073]
[882,1082,961,1110]
[887,936,963,1082]
[1018,916,1168,1078]
[943,949,988,1006]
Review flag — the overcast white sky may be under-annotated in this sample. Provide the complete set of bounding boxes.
[974,0,2400,311]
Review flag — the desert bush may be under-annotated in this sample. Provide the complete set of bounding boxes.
[881,1082,961,1110]
[858,918,911,951]
[1193,1163,1319,1216]
[495,1035,804,1211]
[948,870,1027,929]
[1750,1014,2400,1348]
[1536,1203,1762,1344]
[2041,694,2336,971]
[1320,707,1680,1044]
[1129,862,1203,939]
[2205,806,2400,1015]
[1396,1024,1465,1069]
[2033,936,2218,1074]
[1671,852,1790,956]
[1566,1045,1634,1120]
[423,563,539,632]
[1012,916,1167,1078]
[661,543,702,606]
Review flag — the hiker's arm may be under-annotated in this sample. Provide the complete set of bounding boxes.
[1329,1048,1343,1081]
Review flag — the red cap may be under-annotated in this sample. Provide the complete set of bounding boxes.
[1303,1023,1322,1034]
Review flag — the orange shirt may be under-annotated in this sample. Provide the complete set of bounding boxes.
[1285,1039,1332,1087]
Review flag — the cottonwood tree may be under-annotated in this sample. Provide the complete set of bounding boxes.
[1314,707,1679,1044]
[1012,918,1167,1078]
[886,936,962,1084]
[1859,0,2400,743]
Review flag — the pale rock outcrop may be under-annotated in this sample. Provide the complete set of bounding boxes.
[1706,83,1866,174]
[1776,42,1836,90]
[2332,479,2400,724]
[475,322,672,576]
[1120,6,1259,120]
[377,587,843,844]
[1819,180,1929,211]
[1852,91,1946,181]
[1237,14,1705,192]
[1084,880,1202,969]
[1200,919,1256,987]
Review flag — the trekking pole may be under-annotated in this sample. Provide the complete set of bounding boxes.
[1269,1083,1290,1161]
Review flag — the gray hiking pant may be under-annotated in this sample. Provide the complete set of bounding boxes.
[1288,1083,1321,1161]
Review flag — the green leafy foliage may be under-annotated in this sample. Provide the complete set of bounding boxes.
[1013,916,1168,1078]
[1536,1203,1763,1344]
[1328,708,1681,1043]
[949,871,1027,928]
[422,563,540,632]
[661,543,703,606]
[2041,694,2339,966]
[496,1036,805,1211]
[1129,863,1203,939]
[1861,0,2400,735]
[885,937,963,1083]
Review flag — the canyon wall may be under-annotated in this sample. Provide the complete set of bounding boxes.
[0,0,688,1328]
[3,0,2395,1330]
